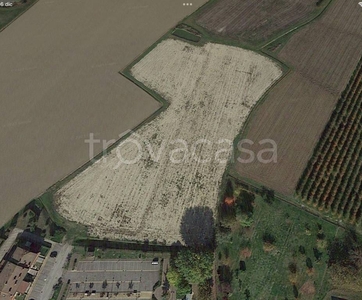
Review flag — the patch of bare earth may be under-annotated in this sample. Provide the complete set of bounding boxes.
[56,39,282,244]
[240,248,252,259]
[300,280,316,296]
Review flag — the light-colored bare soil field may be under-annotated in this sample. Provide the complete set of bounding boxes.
[234,0,362,194]
[56,39,282,244]
[196,0,325,45]
[0,0,207,227]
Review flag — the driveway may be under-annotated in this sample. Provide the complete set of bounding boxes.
[26,242,73,300]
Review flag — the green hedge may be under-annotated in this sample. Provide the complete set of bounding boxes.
[172,28,201,42]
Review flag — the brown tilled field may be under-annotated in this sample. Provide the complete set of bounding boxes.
[235,72,336,195]
[234,0,362,195]
[279,0,362,95]
[0,0,207,226]
[196,0,326,45]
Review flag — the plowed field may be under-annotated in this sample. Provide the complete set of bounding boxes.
[196,0,326,45]
[234,0,362,195]
[56,39,282,244]
[297,58,362,224]
[0,0,207,226]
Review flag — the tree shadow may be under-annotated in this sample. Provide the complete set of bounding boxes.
[180,206,215,249]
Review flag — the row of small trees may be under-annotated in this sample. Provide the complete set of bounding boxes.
[297,57,362,223]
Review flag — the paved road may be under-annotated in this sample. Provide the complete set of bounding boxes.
[0,228,22,261]
[26,242,73,300]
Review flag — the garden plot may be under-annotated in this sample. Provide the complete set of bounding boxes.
[56,39,282,244]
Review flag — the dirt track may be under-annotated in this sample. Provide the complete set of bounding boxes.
[0,0,207,226]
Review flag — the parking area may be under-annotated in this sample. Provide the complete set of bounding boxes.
[64,260,160,299]
[27,242,73,300]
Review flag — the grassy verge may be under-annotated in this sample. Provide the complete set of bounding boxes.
[172,28,201,43]
[72,243,168,260]
[40,245,50,256]
[39,192,88,241]
[50,283,63,300]
[0,0,38,31]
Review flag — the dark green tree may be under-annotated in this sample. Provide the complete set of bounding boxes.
[306,257,313,269]
[174,249,213,284]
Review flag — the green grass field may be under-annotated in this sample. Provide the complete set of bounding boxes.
[216,193,342,300]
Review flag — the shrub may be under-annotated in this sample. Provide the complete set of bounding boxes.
[306,257,313,269]
[288,262,297,274]
[262,232,276,244]
[292,285,299,298]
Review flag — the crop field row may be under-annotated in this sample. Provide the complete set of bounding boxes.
[233,0,362,196]
[297,57,362,223]
[55,39,282,244]
[196,0,325,45]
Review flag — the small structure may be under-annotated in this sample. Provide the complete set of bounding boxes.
[185,293,193,300]
[0,234,45,300]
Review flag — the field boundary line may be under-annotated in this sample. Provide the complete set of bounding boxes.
[9,0,334,245]
[227,173,360,236]
[260,0,335,51]
[182,0,334,51]
[0,0,39,33]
